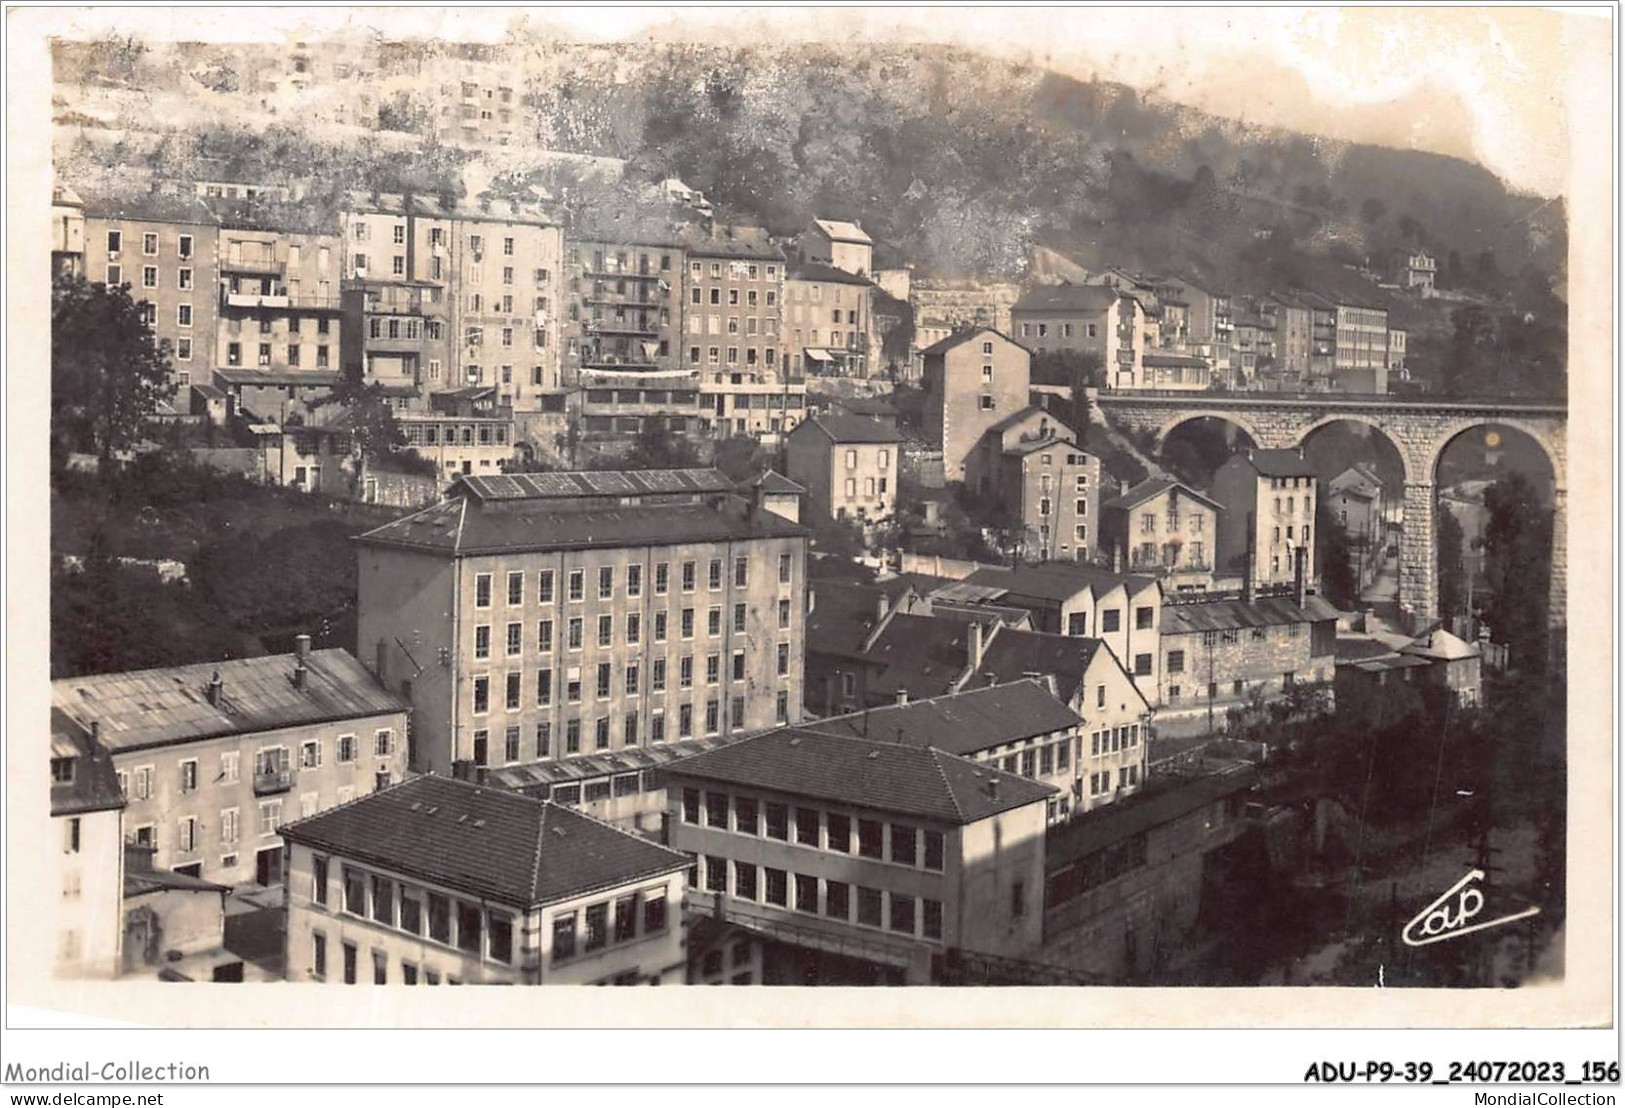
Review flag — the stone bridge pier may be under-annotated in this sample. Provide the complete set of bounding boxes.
[1090,391,1567,631]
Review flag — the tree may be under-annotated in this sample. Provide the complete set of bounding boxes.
[713,433,769,484]
[1482,472,1553,671]
[625,420,702,470]
[1359,197,1387,224]
[1444,305,1497,397]
[1316,507,1359,610]
[1436,505,1467,622]
[806,508,866,561]
[52,276,173,474]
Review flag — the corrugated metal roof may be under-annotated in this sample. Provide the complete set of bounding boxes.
[966,563,1159,604]
[52,649,406,754]
[214,368,342,388]
[281,776,688,909]
[357,496,808,557]
[1161,595,1338,635]
[484,733,743,793]
[1047,768,1258,866]
[453,468,734,503]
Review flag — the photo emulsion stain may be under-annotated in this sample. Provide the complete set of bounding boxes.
[35,12,1578,1009]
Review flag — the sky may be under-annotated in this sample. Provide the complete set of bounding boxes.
[35,5,1611,198]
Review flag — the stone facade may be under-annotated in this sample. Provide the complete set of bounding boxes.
[1093,392,1567,628]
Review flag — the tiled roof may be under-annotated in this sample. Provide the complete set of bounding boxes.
[1102,477,1222,513]
[806,582,892,658]
[1403,628,1480,661]
[280,775,689,909]
[916,327,1025,358]
[49,709,126,817]
[1244,449,1319,479]
[861,613,976,701]
[792,414,903,444]
[965,563,1160,604]
[214,368,342,389]
[800,679,1081,758]
[745,469,806,495]
[972,631,1110,705]
[660,726,1056,823]
[1047,768,1257,867]
[452,468,735,503]
[833,395,899,418]
[356,496,807,557]
[79,189,219,226]
[1010,284,1120,313]
[788,261,874,287]
[51,650,407,755]
[1161,595,1340,636]
[681,224,783,261]
[811,219,873,245]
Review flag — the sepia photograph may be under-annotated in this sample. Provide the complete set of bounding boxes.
[3,3,1616,1085]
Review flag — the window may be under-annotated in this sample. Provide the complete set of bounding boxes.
[890,824,918,866]
[734,861,758,901]
[568,617,583,650]
[259,800,282,836]
[538,619,554,653]
[506,622,523,657]
[923,830,945,871]
[706,791,730,828]
[643,890,667,933]
[552,914,577,963]
[473,676,490,714]
[857,886,883,927]
[598,614,613,648]
[568,569,585,601]
[1101,609,1121,633]
[655,563,670,595]
[475,573,492,608]
[221,807,240,845]
[764,802,789,840]
[1168,650,1186,674]
[336,735,356,764]
[764,868,788,907]
[681,561,696,592]
[1011,880,1027,919]
[890,893,916,935]
[779,553,792,583]
[1134,653,1153,677]
[312,932,327,980]
[923,898,944,940]
[857,818,884,860]
[343,941,358,984]
[538,569,555,603]
[178,267,193,290]
[705,855,727,893]
[795,873,819,914]
[177,817,199,853]
[733,603,747,633]
[1136,606,1154,631]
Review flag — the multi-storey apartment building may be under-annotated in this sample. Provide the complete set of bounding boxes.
[340,194,564,438]
[50,640,410,889]
[282,774,689,985]
[965,405,1100,562]
[51,184,86,278]
[1010,284,1147,390]
[1157,276,1233,383]
[962,562,1165,701]
[661,721,1054,984]
[682,226,787,423]
[967,634,1153,816]
[782,262,874,379]
[81,193,220,389]
[355,469,810,778]
[340,279,451,406]
[1158,591,1338,719]
[215,216,345,388]
[434,73,522,147]
[1257,292,1313,386]
[1211,448,1319,588]
[562,234,693,450]
[1100,477,1222,591]
[921,327,1032,483]
[784,414,901,525]
[796,218,874,277]
[1329,298,1391,394]
[50,710,127,979]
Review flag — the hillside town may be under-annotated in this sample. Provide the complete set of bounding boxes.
[46,39,1566,991]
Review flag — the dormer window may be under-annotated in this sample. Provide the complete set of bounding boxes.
[51,756,76,784]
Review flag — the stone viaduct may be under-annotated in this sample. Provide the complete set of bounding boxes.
[1090,390,1568,630]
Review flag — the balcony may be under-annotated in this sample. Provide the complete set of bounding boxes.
[221,256,285,278]
[583,291,662,308]
[586,321,659,338]
[583,266,661,281]
[222,290,343,312]
[578,353,660,371]
[253,768,293,796]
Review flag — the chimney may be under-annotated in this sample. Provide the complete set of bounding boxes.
[985,777,999,800]
[1243,511,1255,605]
[969,620,985,667]
[206,671,224,707]
[89,720,100,742]
[877,593,890,622]
[1294,545,1308,608]
[895,688,909,707]
[294,656,309,692]
[296,633,312,662]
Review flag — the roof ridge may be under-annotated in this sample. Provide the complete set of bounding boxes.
[927,748,968,823]
[529,800,550,904]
